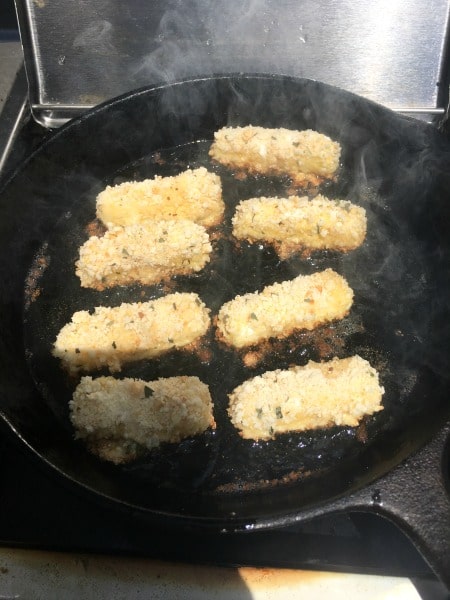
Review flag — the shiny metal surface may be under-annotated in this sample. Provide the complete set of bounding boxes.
[0,41,27,178]
[0,68,27,177]
[0,41,22,113]
[14,0,450,127]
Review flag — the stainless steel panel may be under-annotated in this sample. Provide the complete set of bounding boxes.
[0,42,26,176]
[14,0,450,127]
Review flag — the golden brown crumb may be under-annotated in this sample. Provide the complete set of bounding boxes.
[232,195,367,259]
[76,219,212,290]
[228,355,384,440]
[71,375,215,464]
[96,167,224,228]
[209,126,341,186]
[52,293,211,374]
[216,269,353,349]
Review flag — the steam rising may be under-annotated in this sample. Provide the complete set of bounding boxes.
[131,0,315,84]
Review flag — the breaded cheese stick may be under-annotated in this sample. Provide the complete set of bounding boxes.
[70,375,215,464]
[216,269,353,349]
[228,355,384,440]
[96,167,224,228]
[52,293,210,374]
[209,126,341,186]
[232,195,367,259]
[76,219,212,290]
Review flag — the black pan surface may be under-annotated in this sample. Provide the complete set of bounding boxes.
[1,75,450,527]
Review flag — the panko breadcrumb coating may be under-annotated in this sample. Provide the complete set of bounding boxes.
[216,268,353,349]
[76,219,212,290]
[228,355,384,440]
[96,167,224,228]
[209,126,341,186]
[232,195,367,259]
[52,293,210,374]
[71,375,215,464]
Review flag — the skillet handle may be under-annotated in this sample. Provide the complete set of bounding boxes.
[341,421,450,590]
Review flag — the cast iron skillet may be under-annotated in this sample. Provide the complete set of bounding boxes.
[1,75,450,586]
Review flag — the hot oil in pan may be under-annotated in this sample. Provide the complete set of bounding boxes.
[23,139,430,495]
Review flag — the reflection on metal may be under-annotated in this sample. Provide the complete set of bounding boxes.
[0,67,28,178]
[27,105,447,130]
[14,0,450,127]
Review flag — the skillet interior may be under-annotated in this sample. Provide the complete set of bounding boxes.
[1,75,450,524]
